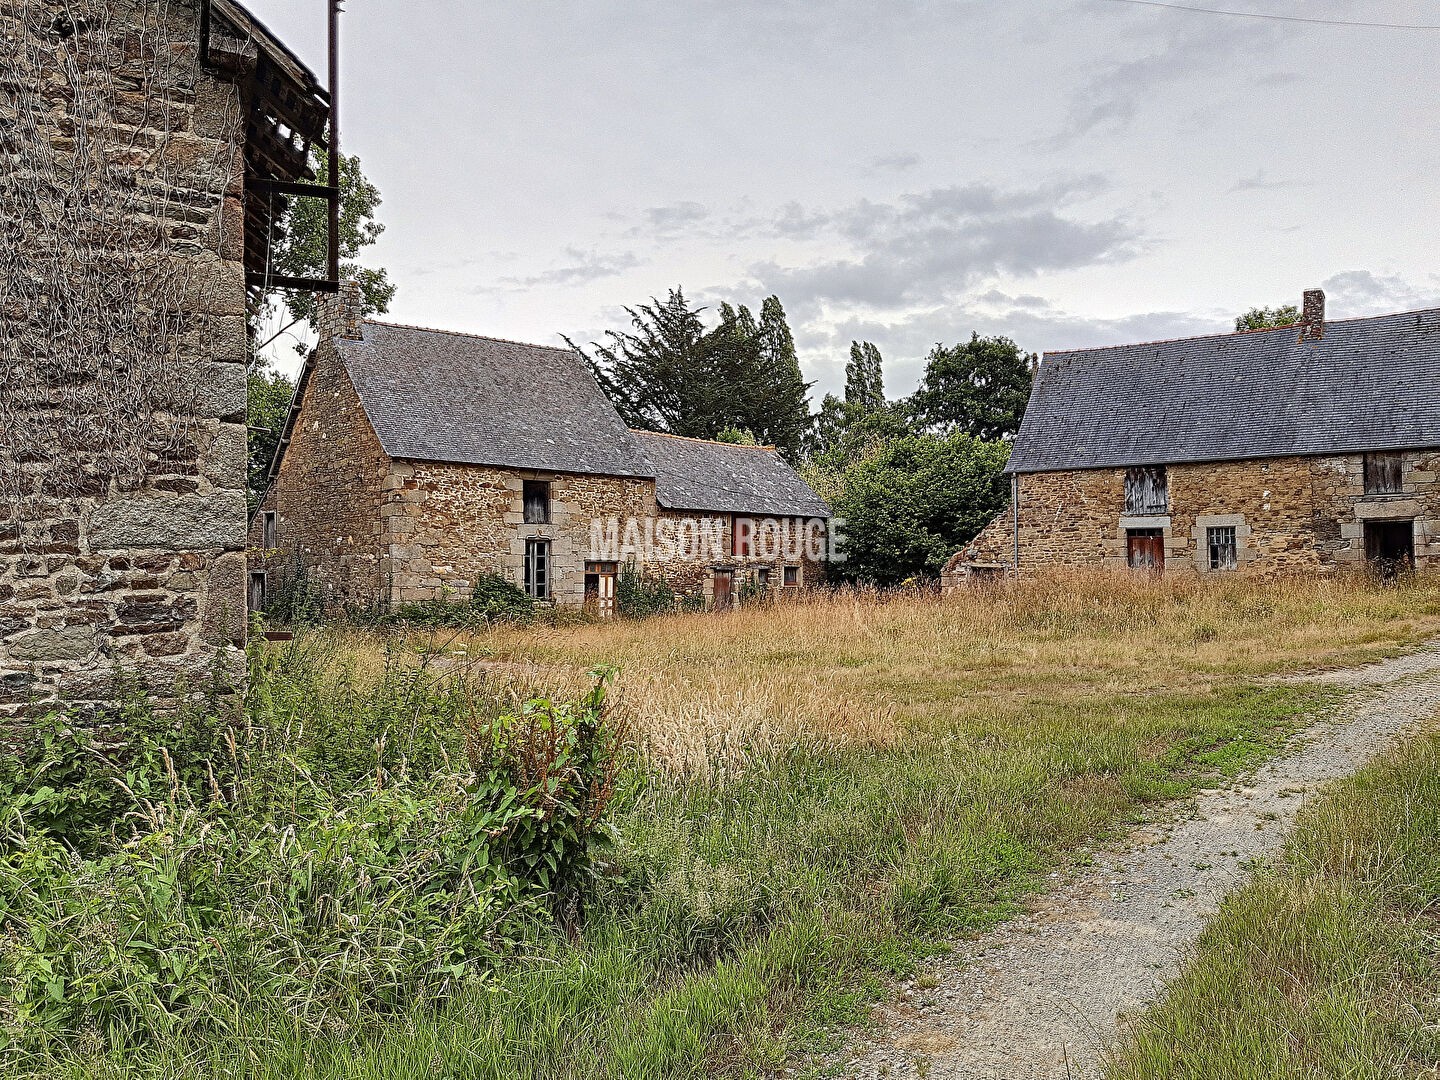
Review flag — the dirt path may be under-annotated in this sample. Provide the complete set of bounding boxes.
[830,645,1440,1080]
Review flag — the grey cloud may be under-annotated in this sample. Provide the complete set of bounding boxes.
[487,249,641,291]
[1320,270,1439,316]
[1229,170,1299,193]
[634,201,710,235]
[746,179,1136,308]
[869,151,921,171]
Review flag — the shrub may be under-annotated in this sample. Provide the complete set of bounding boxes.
[360,572,535,629]
[0,647,624,1051]
[617,559,677,619]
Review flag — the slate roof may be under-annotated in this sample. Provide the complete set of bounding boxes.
[1007,307,1440,474]
[339,321,652,478]
[631,432,832,518]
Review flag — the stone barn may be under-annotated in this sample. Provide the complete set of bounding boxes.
[249,290,831,614]
[946,291,1440,582]
[1,1,330,718]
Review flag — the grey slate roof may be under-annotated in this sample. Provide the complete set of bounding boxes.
[340,321,653,478]
[1007,308,1440,474]
[632,432,832,518]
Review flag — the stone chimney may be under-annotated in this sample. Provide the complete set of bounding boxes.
[1299,288,1325,343]
[317,279,364,344]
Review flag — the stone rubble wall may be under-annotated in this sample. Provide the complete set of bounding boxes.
[942,451,1440,587]
[2,1,250,719]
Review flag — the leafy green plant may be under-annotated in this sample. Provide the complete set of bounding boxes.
[616,559,678,619]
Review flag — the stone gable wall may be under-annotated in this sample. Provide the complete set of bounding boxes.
[2,1,250,718]
[944,450,1440,587]
[249,339,391,608]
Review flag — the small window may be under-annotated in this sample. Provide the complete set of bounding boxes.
[1363,452,1403,496]
[731,516,754,557]
[755,567,771,591]
[248,570,267,611]
[261,511,277,549]
[1124,466,1168,515]
[783,565,800,588]
[1207,526,1238,571]
[524,538,551,599]
[523,480,551,524]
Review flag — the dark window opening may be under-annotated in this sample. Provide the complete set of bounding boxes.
[755,567,771,591]
[1363,453,1403,496]
[1124,466,1168,516]
[1207,526,1238,571]
[524,539,551,599]
[1126,528,1164,572]
[783,565,800,588]
[523,481,551,524]
[261,511,277,549]
[248,571,267,611]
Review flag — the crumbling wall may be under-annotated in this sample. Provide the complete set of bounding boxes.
[1,0,249,718]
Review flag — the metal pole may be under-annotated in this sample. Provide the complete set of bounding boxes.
[1011,474,1020,573]
[327,0,341,285]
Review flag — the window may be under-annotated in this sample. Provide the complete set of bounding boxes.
[1124,466,1168,515]
[523,480,551,524]
[755,567,771,591]
[1207,526,1238,571]
[1364,452,1403,496]
[524,539,551,599]
[261,511,277,549]
[248,571,267,611]
[783,565,800,588]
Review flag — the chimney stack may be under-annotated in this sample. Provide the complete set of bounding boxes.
[316,280,364,344]
[1299,288,1325,343]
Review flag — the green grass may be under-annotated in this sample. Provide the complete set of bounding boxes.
[1107,724,1440,1080]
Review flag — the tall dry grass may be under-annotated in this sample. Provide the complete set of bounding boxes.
[441,570,1440,779]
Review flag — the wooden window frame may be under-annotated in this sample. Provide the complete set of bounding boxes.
[1123,466,1168,516]
[1363,452,1403,496]
[523,480,552,524]
[248,570,267,610]
[261,510,277,549]
[524,538,551,599]
[1207,525,1238,571]
[782,565,800,589]
[731,515,756,557]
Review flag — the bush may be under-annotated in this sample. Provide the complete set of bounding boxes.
[0,645,624,1051]
[363,572,536,629]
[617,559,678,619]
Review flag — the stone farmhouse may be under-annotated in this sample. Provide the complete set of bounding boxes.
[249,290,831,615]
[947,291,1440,581]
[1,1,330,719]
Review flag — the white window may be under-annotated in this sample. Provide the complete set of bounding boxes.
[1207,526,1238,571]
[524,539,551,599]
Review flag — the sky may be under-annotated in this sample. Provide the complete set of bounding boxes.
[247,0,1440,400]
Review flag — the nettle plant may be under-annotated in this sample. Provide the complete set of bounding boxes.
[0,649,627,1050]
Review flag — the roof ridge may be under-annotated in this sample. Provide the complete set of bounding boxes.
[631,428,778,451]
[362,319,572,353]
[1044,304,1440,359]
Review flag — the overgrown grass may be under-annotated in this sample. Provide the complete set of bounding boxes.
[10,572,1440,1078]
[1106,722,1440,1080]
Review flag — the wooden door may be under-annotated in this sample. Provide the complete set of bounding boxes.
[1126,528,1165,572]
[712,569,734,611]
[584,562,618,618]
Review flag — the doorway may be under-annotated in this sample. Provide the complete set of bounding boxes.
[712,568,734,612]
[584,561,618,618]
[1364,519,1414,579]
[1126,528,1165,572]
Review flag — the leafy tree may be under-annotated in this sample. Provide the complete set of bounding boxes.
[251,151,396,364]
[246,367,294,510]
[806,432,1011,586]
[573,288,811,458]
[845,341,885,411]
[908,333,1035,440]
[1235,305,1299,332]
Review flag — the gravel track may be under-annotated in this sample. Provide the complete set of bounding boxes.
[829,645,1440,1080]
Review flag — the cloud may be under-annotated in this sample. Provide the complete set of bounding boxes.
[484,249,641,291]
[1320,270,1440,316]
[869,151,921,172]
[1229,169,1300,193]
[630,201,710,235]
[745,178,1137,308]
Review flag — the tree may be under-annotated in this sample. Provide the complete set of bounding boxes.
[845,341,885,412]
[908,333,1035,440]
[251,151,396,364]
[806,341,909,459]
[247,152,394,505]
[573,289,812,458]
[805,431,1010,586]
[1235,305,1299,332]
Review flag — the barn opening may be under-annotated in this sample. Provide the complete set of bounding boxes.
[1364,519,1414,578]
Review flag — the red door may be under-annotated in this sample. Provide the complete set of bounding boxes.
[712,569,734,611]
[1126,528,1165,572]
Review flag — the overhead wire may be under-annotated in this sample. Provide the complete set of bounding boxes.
[1095,0,1440,31]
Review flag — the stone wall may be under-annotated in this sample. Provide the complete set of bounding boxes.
[2,1,250,718]
[944,450,1440,586]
